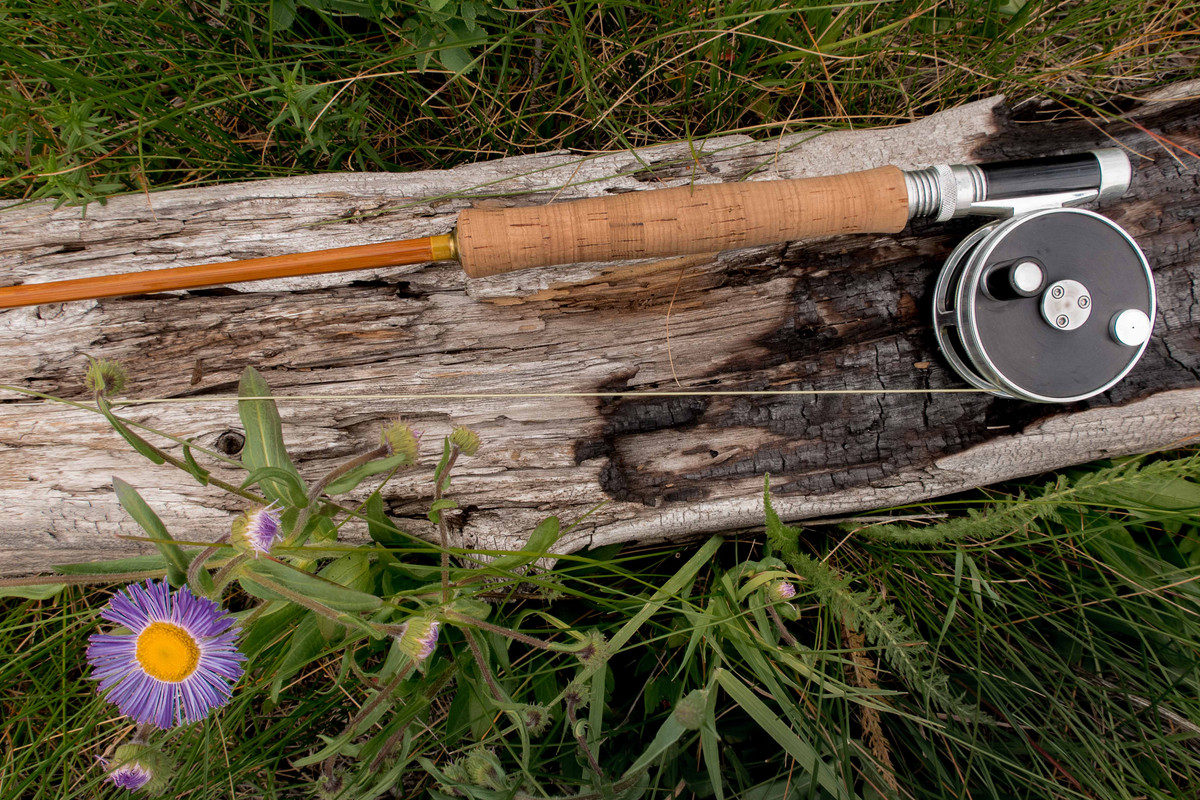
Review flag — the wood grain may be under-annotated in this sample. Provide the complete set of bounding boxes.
[1,92,1198,575]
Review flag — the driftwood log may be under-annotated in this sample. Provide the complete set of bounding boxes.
[2,88,1199,575]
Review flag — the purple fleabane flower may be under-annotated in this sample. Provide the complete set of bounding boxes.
[234,502,282,557]
[97,743,172,794]
[86,581,246,729]
[770,580,797,602]
[103,759,152,791]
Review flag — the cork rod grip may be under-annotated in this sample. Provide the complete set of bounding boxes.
[456,166,910,278]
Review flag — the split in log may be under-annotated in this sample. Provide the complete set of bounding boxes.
[1,88,1198,575]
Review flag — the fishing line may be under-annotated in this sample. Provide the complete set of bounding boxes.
[0,385,989,409]
[101,389,987,406]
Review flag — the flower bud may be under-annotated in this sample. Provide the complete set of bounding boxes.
[448,426,481,457]
[314,771,344,800]
[381,420,421,463]
[464,750,506,791]
[768,580,797,603]
[99,742,172,794]
[231,503,282,557]
[518,703,552,737]
[672,689,708,731]
[396,617,440,662]
[563,682,589,710]
[570,630,609,667]
[85,358,127,397]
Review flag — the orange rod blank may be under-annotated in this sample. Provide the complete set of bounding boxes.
[0,234,457,310]
[0,165,911,308]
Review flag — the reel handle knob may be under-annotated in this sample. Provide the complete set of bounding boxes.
[983,259,1046,300]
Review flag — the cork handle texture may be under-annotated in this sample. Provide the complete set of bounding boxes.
[457,166,910,277]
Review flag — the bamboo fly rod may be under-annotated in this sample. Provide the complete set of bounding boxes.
[0,150,1131,310]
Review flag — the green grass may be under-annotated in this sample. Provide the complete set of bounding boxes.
[5,453,1200,798]
[3,1,1200,798]
[1,0,1197,205]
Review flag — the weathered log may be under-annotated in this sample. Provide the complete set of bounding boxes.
[1,89,1198,575]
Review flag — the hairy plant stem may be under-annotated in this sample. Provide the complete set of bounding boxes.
[292,444,391,539]
[444,611,565,651]
[320,659,418,780]
[242,571,350,626]
[463,627,509,703]
[186,534,229,595]
[96,399,264,503]
[766,601,799,647]
[130,721,154,744]
[0,569,165,588]
[368,665,457,772]
[211,554,248,594]
[435,447,462,604]
[310,445,390,504]
[288,441,386,542]
[566,691,604,777]
[346,661,415,731]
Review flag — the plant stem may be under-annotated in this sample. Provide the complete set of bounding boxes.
[367,665,457,772]
[463,627,509,703]
[766,601,799,648]
[186,534,229,594]
[309,444,390,504]
[293,444,390,538]
[444,610,565,652]
[435,447,461,604]
[346,661,415,731]
[242,572,349,626]
[211,554,248,594]
[130,721,155,744]
[566,691,604,777]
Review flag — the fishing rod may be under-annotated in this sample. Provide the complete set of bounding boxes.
[0,149,1154,404]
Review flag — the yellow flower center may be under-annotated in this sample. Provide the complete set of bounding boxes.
[135,622,201,683]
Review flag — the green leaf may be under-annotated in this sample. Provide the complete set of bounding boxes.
[238,601,303,660]
[319,552,373,593]
[243,558,382,613]
[238,366,305,504]
[54,553,170,575]
[367,493,405,546]
[1090,475,1200,514]
[96,396,165,465]
[0,583,66,600]
[271,0,297,29]
[608,536,722,654]
[112,477,191,588]
[270,611,327,702]
[700,685,724,800]
[428,497,457,523]
[487,516,561,572]
[436,45,474,75]
[182,441,211,486]
[623,713,689,777]
[714,670,848,800]
[241,466,309,507]
[325,452,414,495]
[449,597,492,621]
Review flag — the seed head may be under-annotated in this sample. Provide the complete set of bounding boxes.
[85,358,127,397]
[449,426,482,456]
[381,420,421,463]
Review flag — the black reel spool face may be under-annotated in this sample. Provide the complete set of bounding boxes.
[934,208,1155,403]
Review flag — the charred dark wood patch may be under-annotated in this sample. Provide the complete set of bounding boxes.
[582,96,1200,505]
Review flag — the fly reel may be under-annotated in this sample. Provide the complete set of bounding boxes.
[933,207,1155,402]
